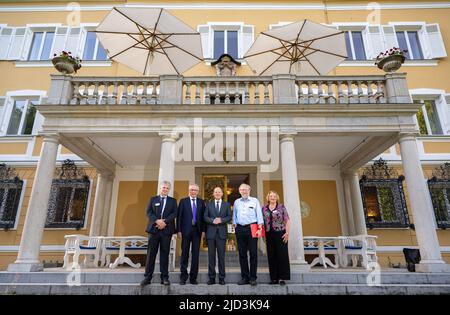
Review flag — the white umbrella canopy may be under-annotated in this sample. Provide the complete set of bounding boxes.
[244,20,347,76]
[95,7,203,75]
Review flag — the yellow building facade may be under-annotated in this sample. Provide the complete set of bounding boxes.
[1,0,450,272]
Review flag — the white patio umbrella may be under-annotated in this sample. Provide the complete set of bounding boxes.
[95,7,203,75]
[244,20,347,75]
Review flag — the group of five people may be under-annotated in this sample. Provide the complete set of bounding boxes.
[140,181,291,286]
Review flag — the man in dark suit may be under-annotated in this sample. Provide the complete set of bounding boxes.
[177,183,206,285]
[140,181,177,286]
[204,187,232,285]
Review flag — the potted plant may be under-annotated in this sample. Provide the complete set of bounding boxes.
[52,51,82,74]
[375,47,407,73]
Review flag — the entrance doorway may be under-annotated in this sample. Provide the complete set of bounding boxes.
[201,174,250,251]
[196,167,257,252]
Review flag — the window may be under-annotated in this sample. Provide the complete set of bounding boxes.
[428,163,450,229]
[213,30,238,59]
[344,31,366,60]
[414,99,443,135]
[83,31,108,61]
[396,30,423,60]
[45,160,90,229]
[6,98,38,136]
[360,158,409,228]
[0,164,23,230]
[198,24,254,60]
[28,31,55,60]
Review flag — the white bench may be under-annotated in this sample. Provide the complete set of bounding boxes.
[339,235,378,269]
[62,234,102,269]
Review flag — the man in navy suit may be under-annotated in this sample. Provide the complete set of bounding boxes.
[141,181,178,286]
[204,187,232,285]
[177,184,206,285]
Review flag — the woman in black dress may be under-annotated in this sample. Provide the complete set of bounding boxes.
[262,190,291,285]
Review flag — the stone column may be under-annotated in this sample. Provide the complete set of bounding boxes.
[100,175,114,236]
[342,174,356,236]
[399,133,449,272]
[346,172,367,236]
[8,135,59,272]
[158,133,178,197]
[280,133,310,271]
[89,172,113,236]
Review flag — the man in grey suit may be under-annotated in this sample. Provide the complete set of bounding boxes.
[204,187,232,285]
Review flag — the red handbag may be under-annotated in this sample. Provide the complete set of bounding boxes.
[250,223,265,238]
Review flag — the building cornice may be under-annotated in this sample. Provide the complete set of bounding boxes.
[36,104,422,119]
[1,2,450,12]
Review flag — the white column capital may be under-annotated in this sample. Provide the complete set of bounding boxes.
[279,132,297,142]
[98,171,115,181]
[398,132,418,143]
[159,132,179,142]
[342,170,358,178]
[41,133,60,144]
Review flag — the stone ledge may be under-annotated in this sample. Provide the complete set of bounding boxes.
[1,283,450,295]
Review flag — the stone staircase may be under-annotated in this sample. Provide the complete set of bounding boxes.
[175,250,269,268]
[1,269,450,295]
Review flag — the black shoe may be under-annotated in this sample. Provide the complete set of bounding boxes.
[219,279,225,285]
[279,280,286,286]
[269,280,278,285]
[180,280,186,285]
[190,279,198,285]
[250,279,257,286]
[238,279,250,285]
[140,277,152,287]
[161,279,170,285]
[207,279,216,285]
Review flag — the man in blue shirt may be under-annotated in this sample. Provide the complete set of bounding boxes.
[233,183,263,286]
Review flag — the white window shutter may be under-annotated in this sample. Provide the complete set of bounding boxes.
[76,27,87,59]
[0,27,13,59]
[382,25,399,51]
[240,25,254,58]
[32,110,44,135]
[0,97,10,135]
[0,97,6,125]
[65,27,81,56]
[363,25,385,59]
[7,27,26,60]
[436,94,450,135]
[197,25,211,59]
[51,27,68,57]
[19,28,33,60]
[423,24,447,59]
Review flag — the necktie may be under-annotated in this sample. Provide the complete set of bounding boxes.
[160,197,166,218]
[192,199,197,224]
[215,201,220,215]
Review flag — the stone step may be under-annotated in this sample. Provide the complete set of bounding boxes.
[176,251,269,267]
[1,270,450,285]
[1,283,450,295]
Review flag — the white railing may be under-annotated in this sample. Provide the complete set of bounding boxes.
[69,77,160,105]
[182,76,273,105]
[295,76,386,104]
[47,73,410,106]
